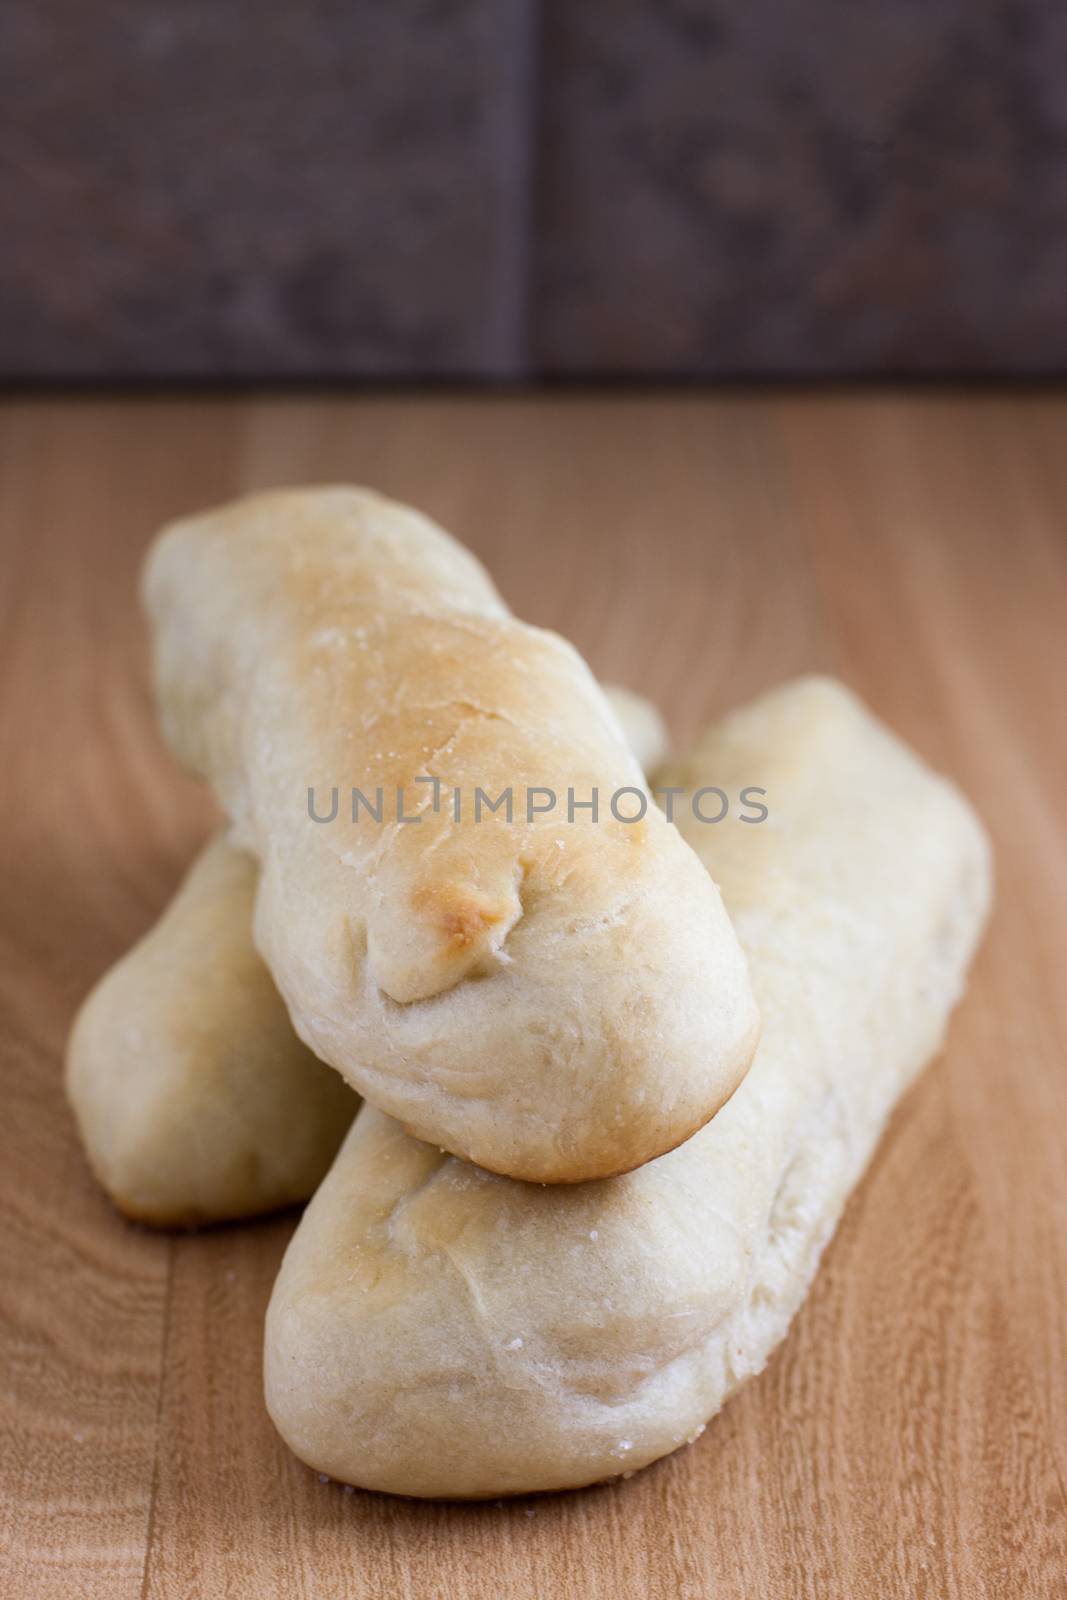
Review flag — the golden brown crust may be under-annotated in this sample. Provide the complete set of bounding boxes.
[65,834,356,1226]
[264,678,993,1498]
[66,684,670,1223]
[144,488,758,1182]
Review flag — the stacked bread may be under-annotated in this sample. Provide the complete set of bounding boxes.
[66,488,991,1498]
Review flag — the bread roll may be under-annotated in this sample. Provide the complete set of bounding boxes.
[143,488,758,1182]
[64,686,664,1227]
[264,677,992,1498]
[65,835,355,1226]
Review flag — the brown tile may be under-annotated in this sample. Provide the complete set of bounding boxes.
[532,0,1067,375]
[0,0,533,378]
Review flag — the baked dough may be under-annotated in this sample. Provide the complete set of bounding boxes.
[64,686,665,1227]
[601,684,668,777]
[264,677,992,1497]
[143,488,758,1182]
[65,835,355,1226]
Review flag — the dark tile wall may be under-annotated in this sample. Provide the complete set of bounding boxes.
[0,0,534,377]
[533,0,1067,375]
[2,0,1066,378]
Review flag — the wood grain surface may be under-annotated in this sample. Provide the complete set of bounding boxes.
[1,391,1065,1599]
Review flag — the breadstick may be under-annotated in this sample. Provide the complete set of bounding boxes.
[143,488,758,1183]
[264,677,992,1497]
[65,836,355,1226]
[602,684,669,776]
[65,686,665,1226]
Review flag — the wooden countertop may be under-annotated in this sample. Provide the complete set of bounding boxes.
[1,391,1064,1599]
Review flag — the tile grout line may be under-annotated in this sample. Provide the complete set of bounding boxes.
[485,0,541,379]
